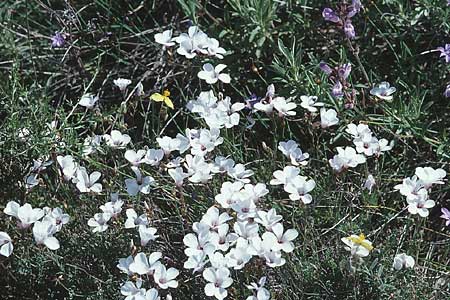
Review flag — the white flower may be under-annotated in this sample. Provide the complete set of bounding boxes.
[129,252,162,275]
[33,220,60,250]
[125,166,155,196]
[363,174,376,193]
[254,100,274,114]
[284,175,316,203]
[125,149,147,166]
[190,128,224,157]
[4,201,44,229]
[329,147,366,172]
[198,63,231,84]
[121,279,146,300]
[145,289,160,300]
[346,123,371,139]
[125,208,149,229]
[57,155,78,181]
[201,206,232,232]
[270,166,299,186]
[183,232,216,257]
[228,164,254,183]
[0,232,13,257]
[100,193,124,217]
[18,127,30,141]
[246,276,271,300]
[278,140,309,166]
[42,207,70,232]
[226,238,252,269]
[234,221,259,239]
[262,223,298,253]
[75,167,102,193]
[184,252,207,273]
[103,130,131,149]
[255,209,283,231]
[415,167,446,189]
[117,256,134,275]
[407,189,435,217]
[175,26,209,59]
[273,97,297,117]
[144,149,164,167]
[393,253,415,270]
[206,38,226,59]
[211,156,235,174]
[203,267,233,300]
[168,167,190,187]
[114,78,132,91]
[139,225,159,247]
[370,82,396,101]
[157,136,182,156]
[153,264,179,289]
[300,95,324,112]
[232,198,257,220]
[154,29,175,47]
[87,212,112,233]
[24,173,39,189]
[320,108,339,128]
[215,181,244,208]
[82,135,102,157]
[241,183,269,203]
[78,93,98,109]
[341,234,373,258]
[394,175,424,201]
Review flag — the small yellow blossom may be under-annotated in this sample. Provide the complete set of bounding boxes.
[347,233,374,251]
[150,90,174,109]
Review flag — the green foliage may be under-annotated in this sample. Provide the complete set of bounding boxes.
[0,0,449,299]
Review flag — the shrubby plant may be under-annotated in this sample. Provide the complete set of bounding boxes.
[1,0,449,299]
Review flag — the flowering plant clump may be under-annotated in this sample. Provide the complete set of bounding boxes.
[1,1,450,299]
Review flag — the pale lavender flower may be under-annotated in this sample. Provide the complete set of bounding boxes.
[51,32,65,48]
[322,8,340,23]
[344,20,356,39]
[444,84,450,98]
[441,208,450,226]
[437,44,450,63]
[332,81,344,98]
[348,0,362,18]
[338,63,352,80]
[319,61,333,75]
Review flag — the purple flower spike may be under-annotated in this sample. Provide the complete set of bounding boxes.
[338,63,352,80]
[332,81,344,98]
[344,20,356,39]
[319,61,333,75]
[441,207,450,226]
[437,44,450,63]
[51,32,65,48]
[322,8,340,23]
[444,84,450,98]
[348,0,362,18]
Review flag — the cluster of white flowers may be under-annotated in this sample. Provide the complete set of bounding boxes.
[187,90,245,129]
[270,166,316,204]
[252,85,297,117]
[346,123,393,157]
[394,167,446,217]
[23,157,53,190]
[183,201,296,300]
[118,253,178,300]
[278,140,309,166]
[2,201,69,254]
[329,123,393,173]
[154,26,226,60]
[57,154,103,194]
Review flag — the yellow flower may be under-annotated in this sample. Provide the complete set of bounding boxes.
[150,90,174,109]
[347,233,373,251]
